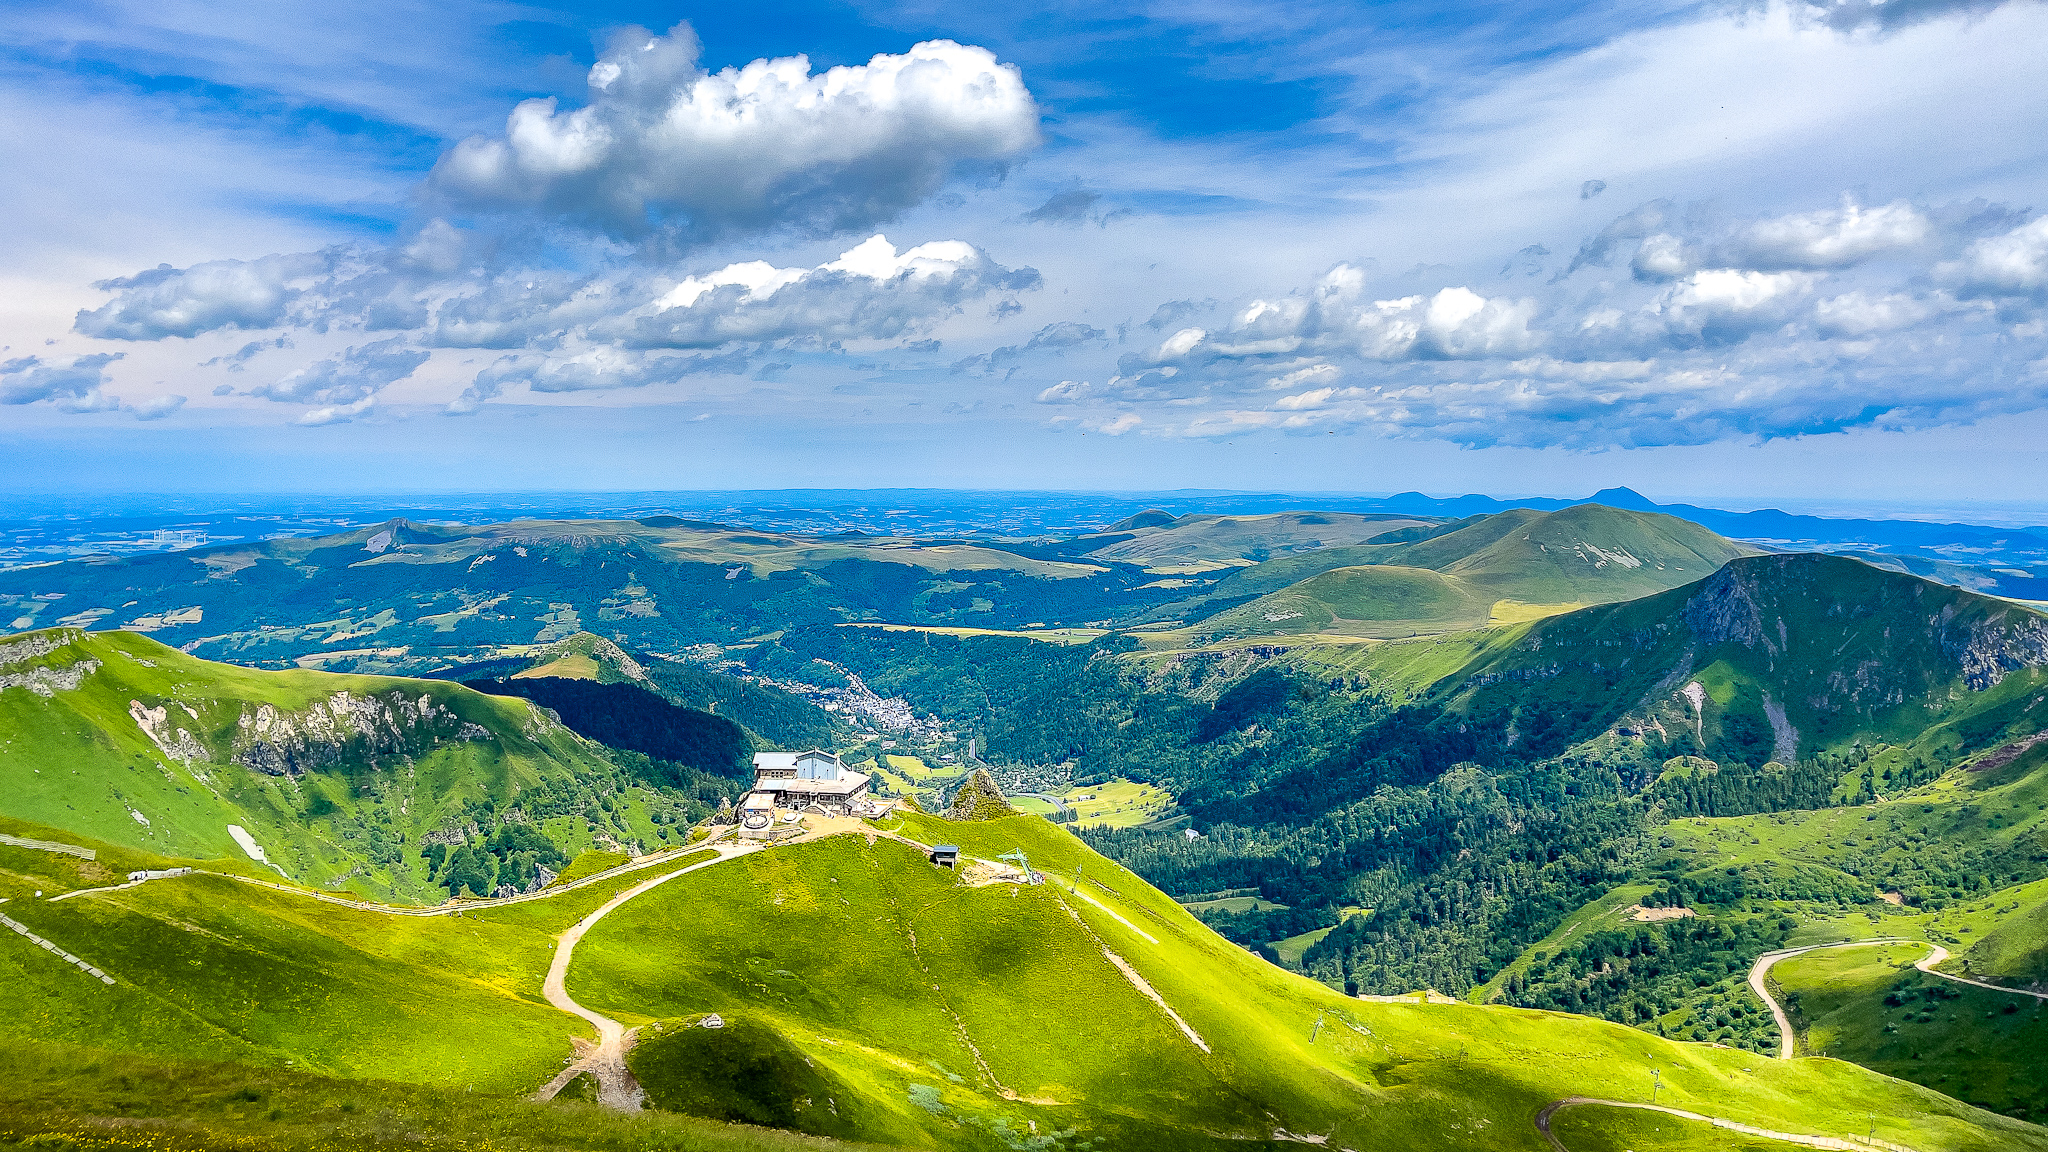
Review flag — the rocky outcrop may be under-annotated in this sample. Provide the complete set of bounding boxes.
[233,690,489,777]
[0,629,99,697]
[130,700,211,766]
[1938,601,2048,691]
[0,629,84,668]
[1680,564,1771,652]
[0,658,98,697]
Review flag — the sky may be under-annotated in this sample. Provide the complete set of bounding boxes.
[3,0,2047,508]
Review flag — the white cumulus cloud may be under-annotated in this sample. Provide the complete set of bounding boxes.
[252,338,429,405]
[1940,215,2048,297]
[429,25,1041,240]
[609,234,1038,348]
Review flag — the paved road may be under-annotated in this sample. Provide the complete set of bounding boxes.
[1535,1097,1918,1152]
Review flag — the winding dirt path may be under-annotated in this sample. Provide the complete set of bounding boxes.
[51,841,728,914]
[1749,937,2048,1060]
[1749,939,1913,1059]
[1535,1097,1918,1152]
[1911,944,2048,1001]
[531,840,761,1110]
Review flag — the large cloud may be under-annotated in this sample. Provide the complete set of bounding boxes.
[428,26,1040,240]
[1071,192,2048,449]
[1121,270,1541,384]
[74,253,331,340]
[1940,215,2048,297]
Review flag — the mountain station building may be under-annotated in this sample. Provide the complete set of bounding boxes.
[748,749,873,817]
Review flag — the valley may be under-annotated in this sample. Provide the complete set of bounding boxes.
[3,494,2048,1147]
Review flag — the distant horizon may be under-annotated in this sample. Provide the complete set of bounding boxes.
[6,484,2048,530]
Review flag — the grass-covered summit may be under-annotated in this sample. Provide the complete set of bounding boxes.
[1169,504,1760,638]
[945,767,1016,820]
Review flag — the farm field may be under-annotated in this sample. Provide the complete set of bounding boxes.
[1060,778,1174,827]
[1181,894,1289,914]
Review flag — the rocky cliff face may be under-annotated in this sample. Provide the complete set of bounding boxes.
[0,628,100,698]
[234,690,489,776]
[1679,554,2048,698]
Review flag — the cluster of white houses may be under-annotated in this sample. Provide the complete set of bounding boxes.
[736,749,880,835]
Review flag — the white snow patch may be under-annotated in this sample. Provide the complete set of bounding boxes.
[225,824,287,877]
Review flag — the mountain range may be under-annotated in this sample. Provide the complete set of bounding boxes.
[5,495,2048,1147]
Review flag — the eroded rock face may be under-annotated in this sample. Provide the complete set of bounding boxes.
[0,629,100,697]
[1681,554,2048,699]
[0,658,99,697]
[234,690,489,777]
[1681,564,1770,652]
[130,700,211,766]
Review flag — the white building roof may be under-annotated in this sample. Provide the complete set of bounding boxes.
[753,752,799,772]
[757,771,871,796]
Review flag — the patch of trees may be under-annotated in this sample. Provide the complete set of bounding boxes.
[1495,915,1795,1044]
[1648,757,1839,817]
[1194,903,1338,951]
[1195,667,1299,743]
[421,822,568,898]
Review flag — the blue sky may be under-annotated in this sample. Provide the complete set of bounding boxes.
[3,0,2047,507]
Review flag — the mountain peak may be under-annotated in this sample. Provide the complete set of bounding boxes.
[1584,486,1661,511]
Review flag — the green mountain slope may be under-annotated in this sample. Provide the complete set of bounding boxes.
[1181,505,1761,638]
[0,807,2032,1152]
[1422,551,2048,768]
[1964,893,2048,988]
[1076,511,1435,566]
[426,629,840,751]
[1198,565,1494,637]
[0,627,699,902]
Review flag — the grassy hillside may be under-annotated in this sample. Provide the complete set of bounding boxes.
[1403,504,1755,603]
[0,794,2039,1149]
[0,627,698,902]
[565,812,2034,1150]
[1963,893,2048,987]
[0,812,654,1093]
[1198,565,1493,638]
[1772,942,2048,1122]
[1178,505,1760,639]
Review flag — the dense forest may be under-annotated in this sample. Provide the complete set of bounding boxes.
[465,677,754,788]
